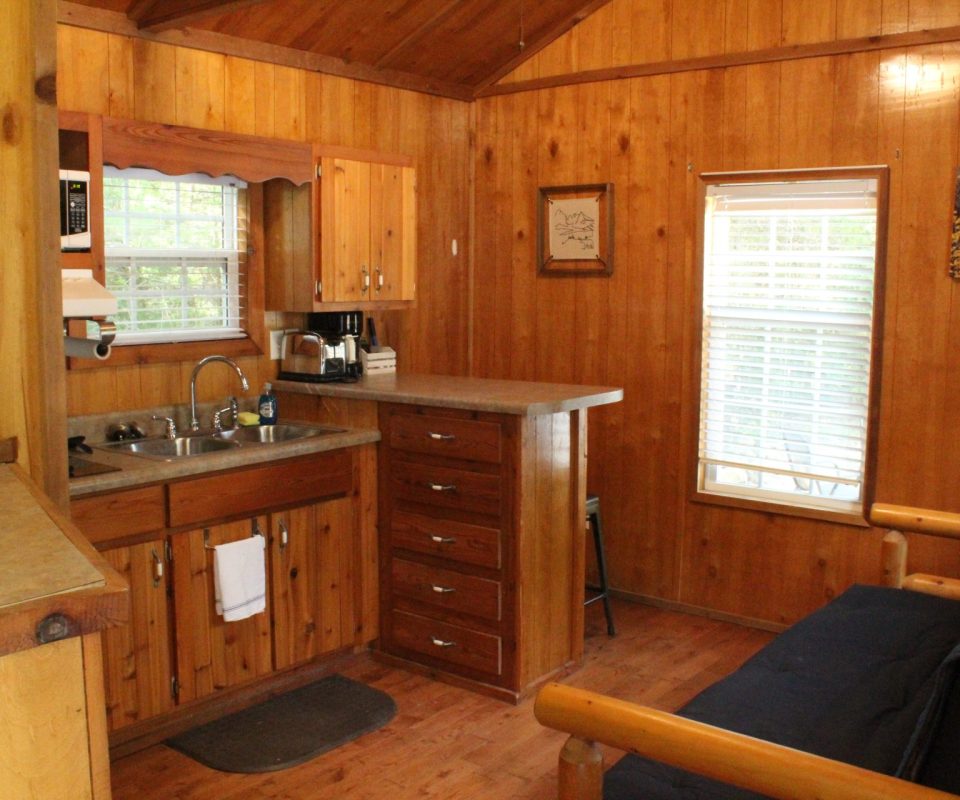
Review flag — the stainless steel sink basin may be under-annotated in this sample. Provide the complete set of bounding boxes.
[93,423,346,461]
[98,435,240,460]
[216,423,346,444]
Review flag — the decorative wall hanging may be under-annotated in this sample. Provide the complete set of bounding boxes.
[537,183,614,276]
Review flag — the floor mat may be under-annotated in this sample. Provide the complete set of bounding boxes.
[166,674,397,773]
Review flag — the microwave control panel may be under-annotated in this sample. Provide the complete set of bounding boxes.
[59,169,91,251]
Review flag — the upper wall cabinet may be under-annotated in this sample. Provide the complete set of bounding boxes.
[264,148,417,311]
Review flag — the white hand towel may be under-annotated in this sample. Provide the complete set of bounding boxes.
[213,535,266,622]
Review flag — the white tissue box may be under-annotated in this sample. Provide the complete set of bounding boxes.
[362,346,396,374]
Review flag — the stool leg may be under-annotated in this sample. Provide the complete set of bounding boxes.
[589,508,616,637]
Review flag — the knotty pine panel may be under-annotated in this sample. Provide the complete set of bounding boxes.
[473,35,960,625]
[57,26,471,418]
[498,0,960,84]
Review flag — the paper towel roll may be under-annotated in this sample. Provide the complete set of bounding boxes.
[64,336,111,361]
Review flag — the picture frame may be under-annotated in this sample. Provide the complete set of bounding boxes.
[537,182,614,276]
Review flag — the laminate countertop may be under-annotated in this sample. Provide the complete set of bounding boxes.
[1,465,104,608]
[68,426,380,499]
[274,373,624,415]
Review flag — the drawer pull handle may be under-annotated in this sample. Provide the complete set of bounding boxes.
[430,637,456,648]
[430,535,457,544]
[427,432,456,441]
[279,521,289,551]
[431,584,456,594]
[428,482,457,492]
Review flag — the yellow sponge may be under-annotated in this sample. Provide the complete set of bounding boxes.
[237,411,261,427]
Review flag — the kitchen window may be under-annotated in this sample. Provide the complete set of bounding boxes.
[695,169,887,518]
[103,166,248,346]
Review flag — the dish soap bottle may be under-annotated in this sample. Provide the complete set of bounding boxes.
[258,382,278,425]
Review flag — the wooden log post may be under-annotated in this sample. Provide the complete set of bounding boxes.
[557,735,603,800]
[881,530,907,588]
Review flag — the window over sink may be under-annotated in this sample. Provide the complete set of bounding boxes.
[104,167,248,346]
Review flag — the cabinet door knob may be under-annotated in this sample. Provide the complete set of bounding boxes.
[429,535,457,544]
[430,584,456,594]
[428,482,456,492]
[427,432,456,441]
[430,637,456,648]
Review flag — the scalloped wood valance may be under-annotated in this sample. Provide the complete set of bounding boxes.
[101,116,313,185]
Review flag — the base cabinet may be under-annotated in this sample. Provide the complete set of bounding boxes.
[377,403,586,702]
[71,447,377,742]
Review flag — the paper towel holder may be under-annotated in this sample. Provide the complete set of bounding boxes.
[63,318,116,361]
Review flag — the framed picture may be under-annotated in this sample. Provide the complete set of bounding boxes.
[537,183,614,276]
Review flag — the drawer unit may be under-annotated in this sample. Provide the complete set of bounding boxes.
[388,412,502,464]
[389,459,500,517]
[379,402,514,695]
[391,557,501,622]
[390,610,502,677]
[390,511,501,570]
[379,400,586,703]
[71,484,166,545]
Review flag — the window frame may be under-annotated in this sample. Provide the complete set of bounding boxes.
[69,182,265,370]
[689,166,889,527]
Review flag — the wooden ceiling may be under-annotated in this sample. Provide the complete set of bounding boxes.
[59,0,614,100]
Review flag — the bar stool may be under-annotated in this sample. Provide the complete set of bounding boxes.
[585,494,615,636]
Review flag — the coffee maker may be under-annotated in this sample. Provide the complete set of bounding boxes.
[307,311,363,379]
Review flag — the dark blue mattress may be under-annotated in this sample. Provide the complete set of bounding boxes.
[604,585,960,800]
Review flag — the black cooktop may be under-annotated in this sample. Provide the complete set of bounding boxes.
[68,455,121,479]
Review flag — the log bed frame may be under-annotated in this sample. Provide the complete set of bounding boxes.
[534,502,960,800]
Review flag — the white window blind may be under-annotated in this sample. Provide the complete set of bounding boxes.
[698,177,880,513]
[103,167,248,345]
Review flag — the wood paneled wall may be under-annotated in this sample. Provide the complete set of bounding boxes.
[502,0,960,83]
[1,2,68,506]
[474,0,960,625]
[56,25,471,418]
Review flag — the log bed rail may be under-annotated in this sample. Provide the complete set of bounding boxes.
[534,501,960,800]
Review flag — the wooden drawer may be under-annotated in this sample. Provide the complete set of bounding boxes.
[390,459,500,517]
[390,511,501,570]
[388,412,502,464]
[391,558,501,621]
[71,485,166,545]
[389,610,501,676]
[168,450,352,528]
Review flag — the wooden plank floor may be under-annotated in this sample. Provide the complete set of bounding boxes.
[110,600,774,799]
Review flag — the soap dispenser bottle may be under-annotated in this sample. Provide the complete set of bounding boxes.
[258,382,278,425]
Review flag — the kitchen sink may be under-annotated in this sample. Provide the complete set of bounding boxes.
[216,423,346,444]
[93,423,347,461]
[99,436,240,459]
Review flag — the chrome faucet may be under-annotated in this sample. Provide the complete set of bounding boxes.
[189,356,249,431]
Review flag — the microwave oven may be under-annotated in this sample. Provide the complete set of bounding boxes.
[60,169,91,251]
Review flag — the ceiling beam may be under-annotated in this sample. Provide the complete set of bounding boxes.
[128,0,280,34]
[58,1,475,102]
[471,0,615,95]
[475,22,960,98]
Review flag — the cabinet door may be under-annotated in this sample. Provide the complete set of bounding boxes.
[270,498,360,668]
[100,540,174,731]
[321,157,371,302]
[171,518,272,704]
[269,504,319,670]
[372,164,416,302]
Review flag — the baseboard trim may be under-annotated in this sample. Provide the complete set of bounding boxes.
[610,589,789,634]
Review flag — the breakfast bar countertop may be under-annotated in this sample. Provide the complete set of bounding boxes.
[273,373,624,416]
